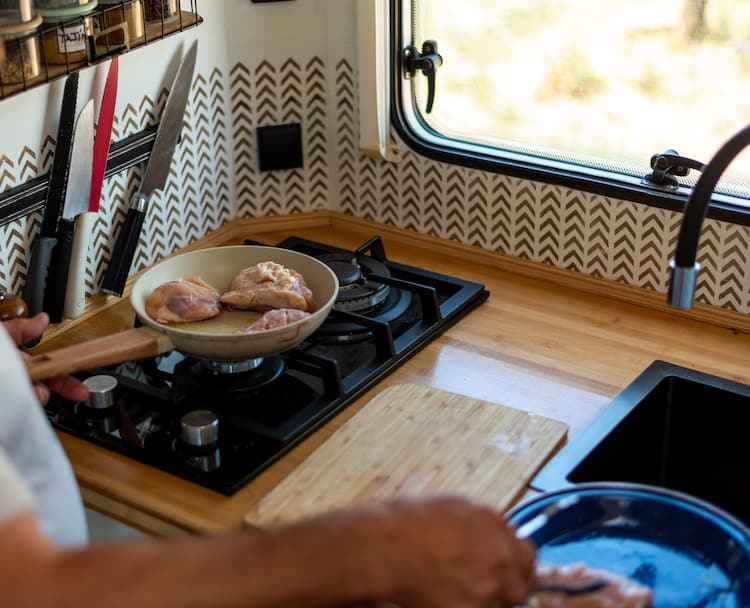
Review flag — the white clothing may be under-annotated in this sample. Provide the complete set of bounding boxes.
[0,326,87,546]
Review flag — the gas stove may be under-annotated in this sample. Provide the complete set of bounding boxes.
[46,236,489,495]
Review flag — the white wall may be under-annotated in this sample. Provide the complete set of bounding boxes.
[0,2,230,172]
[221,0,357,209]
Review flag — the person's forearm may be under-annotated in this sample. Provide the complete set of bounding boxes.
[13,509,391,608]
[4,497,536,608]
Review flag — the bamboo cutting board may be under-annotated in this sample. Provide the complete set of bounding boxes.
[244,384,568,527]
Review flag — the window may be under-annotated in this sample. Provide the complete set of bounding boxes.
[392,0,750,212]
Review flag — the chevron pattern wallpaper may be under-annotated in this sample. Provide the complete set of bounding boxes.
[1,55,750,315]
[230,57,329,218]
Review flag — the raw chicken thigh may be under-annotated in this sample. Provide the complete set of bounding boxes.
[145,276,221,324]
[220,261,315,312]
[237,308,311,333]
[529,562,653,608]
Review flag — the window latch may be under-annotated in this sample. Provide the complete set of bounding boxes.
[403,40,443,114]
[642,149,706,190]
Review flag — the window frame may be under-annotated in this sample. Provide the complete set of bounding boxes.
[388,0,750,228]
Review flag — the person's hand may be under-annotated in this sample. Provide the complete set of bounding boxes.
[4,313,89,406]
[364,496,536,608]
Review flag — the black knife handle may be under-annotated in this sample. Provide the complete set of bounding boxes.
[21,236,57,347]
[22,235,58,319]
[101,207,146,297]
[44,218,76,323]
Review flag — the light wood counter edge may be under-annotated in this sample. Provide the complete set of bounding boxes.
[80,487,195,539]
[318,212,750,336]
[35,210,750,349]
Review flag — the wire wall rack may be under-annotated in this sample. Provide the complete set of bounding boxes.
[0,0,201,100]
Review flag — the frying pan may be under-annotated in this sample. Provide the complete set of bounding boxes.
[25,246,339,382]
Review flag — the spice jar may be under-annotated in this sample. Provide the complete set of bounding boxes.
[97,0,143,46]
[0,14,42,85]
[35,0,90,9]
[0,0,35,23]
[38,0,98,67]
[143,0,178,24]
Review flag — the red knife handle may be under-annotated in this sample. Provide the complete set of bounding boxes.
[90,57,118,213]
[44,217,76,323]
[101,206,146,297]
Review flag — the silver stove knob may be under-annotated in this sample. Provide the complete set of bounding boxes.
[181,410,219,448]
[186,451,221,473]
[83,375,118,409]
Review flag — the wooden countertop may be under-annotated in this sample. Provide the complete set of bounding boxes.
[36,212,750,537]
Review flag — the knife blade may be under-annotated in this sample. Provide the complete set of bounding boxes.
[21,72,79,337]
[64,57,119,320]
[43,100,95,323]
[101,40,198,297]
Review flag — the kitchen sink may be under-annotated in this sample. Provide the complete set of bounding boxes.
[531,360,750,526]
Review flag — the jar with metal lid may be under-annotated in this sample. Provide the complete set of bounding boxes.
[38,0,98,67]
[36,0,91,9]
[143,0,178,24]
[0,0,35,24]
[97,0,143,47]
[0,14,42,84]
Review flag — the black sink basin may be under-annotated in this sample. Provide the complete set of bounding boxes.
[532,360,750,526]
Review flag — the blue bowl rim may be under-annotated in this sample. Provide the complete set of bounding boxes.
[507,481,750,545]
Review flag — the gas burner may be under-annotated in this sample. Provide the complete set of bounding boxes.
[320,253,391,313]
[178,356,286,397]
[201,358,265,375]
[313,286,413,344]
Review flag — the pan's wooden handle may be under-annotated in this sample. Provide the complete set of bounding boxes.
[25,327,174,382]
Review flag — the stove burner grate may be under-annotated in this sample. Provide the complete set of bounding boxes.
[174,356,286,399]
[321,253,391,313]
[201,358,265,374]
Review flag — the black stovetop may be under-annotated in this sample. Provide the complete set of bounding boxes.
[46,236,489,495]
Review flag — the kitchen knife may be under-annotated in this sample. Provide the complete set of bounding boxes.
[64,57,119,320]
[43,100,95,323]
[21,72,79,336]
[101,40,198,297]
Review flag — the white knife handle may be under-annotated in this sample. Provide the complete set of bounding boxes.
[64,212,97,319]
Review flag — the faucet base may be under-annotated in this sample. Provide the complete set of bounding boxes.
[667,260,699,309]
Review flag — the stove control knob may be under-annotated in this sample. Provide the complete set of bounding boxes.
[181,410,219,448]
[83,375,118,409]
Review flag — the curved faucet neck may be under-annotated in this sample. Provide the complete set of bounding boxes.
[674,124,750,268]
[668,124,750,309]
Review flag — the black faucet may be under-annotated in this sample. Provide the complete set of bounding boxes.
[668,124,750,309]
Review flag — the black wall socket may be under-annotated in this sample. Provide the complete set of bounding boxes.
[256,123,303,172]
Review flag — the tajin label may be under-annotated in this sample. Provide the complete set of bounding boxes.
[55,23,86,54]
